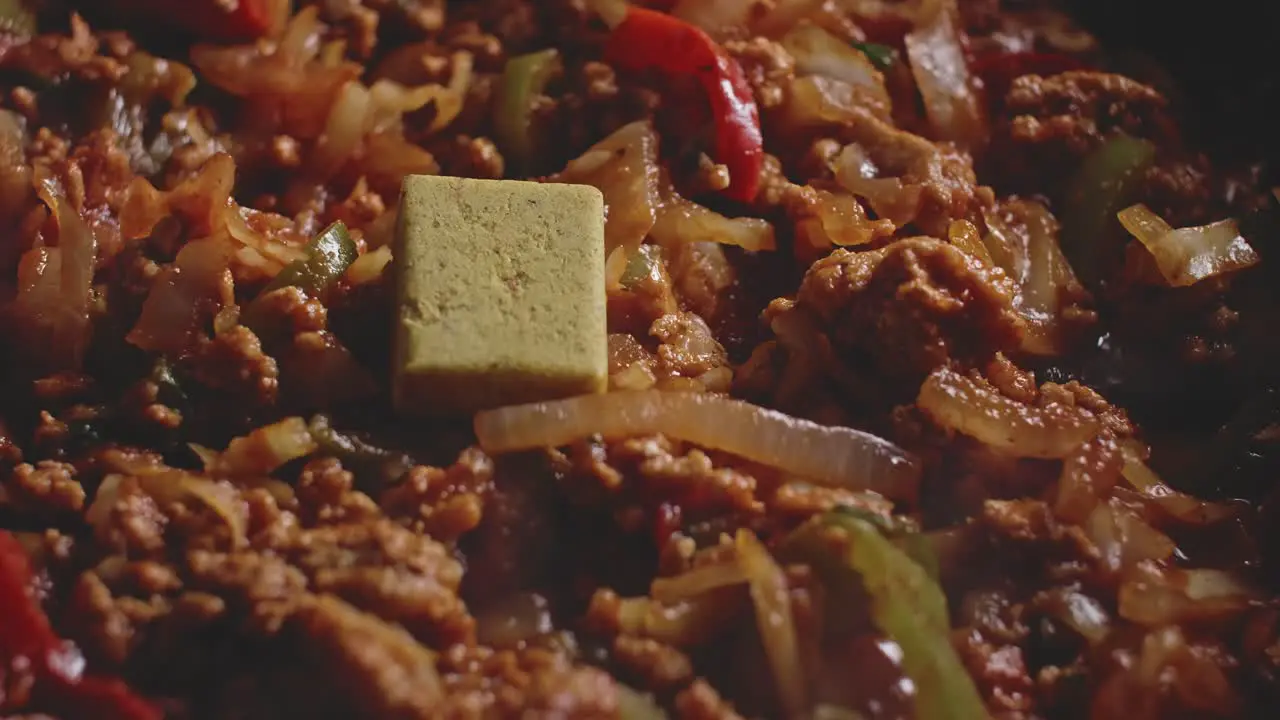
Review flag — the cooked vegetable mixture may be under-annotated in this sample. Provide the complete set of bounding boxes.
[0,0,1277,718]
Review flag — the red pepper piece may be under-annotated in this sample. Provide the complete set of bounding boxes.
[604,8,764,203]
[972,51,1088,104]
[0,532,161,720]
[116,0,289,42]
[0,532,61,663]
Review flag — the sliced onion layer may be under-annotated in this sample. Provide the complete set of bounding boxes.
[1118,204,1260,287]
[904,3,985,149]
[917,367,1099,458]
[475,390,921,502]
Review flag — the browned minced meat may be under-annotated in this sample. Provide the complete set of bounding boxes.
[792,237,1025,395]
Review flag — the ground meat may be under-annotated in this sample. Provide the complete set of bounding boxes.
[184,327,281,413]
[793,237,1025,395]
[379,447,495,543]
[998,71,1173,194]
[839,111,994,237]
[1,461,84,519]
[955,630,1037,716]
[723,37,795,111]
[437,644,621,718]
[276,594,445,719]
[650,312,730,382]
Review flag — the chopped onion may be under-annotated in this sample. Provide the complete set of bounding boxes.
[917,368,1099,458]
[781,75,864,131]
[88,471,248,549]
[475,390,922,502]
[214,417,318,477]
[946,219,993,265]
[552,121,661,287]
[650,193,776,253]
[1119,442,1239,525]
[736,529,807,717]
[1118,564,1259,626]
[904,3,985,148]
[10,179,98,371]
[793,187,894,255]
[782,22,892,120]
[1085,500,1175,575]
[345,245,393,285]
[1041,588,1111,646]
[832,144,924,227]
[128,237,234,354]
[1117,204,1260,286]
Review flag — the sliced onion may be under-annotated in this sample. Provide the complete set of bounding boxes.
[552,121,661,286]
[736,529,807,717]
[904,3,985,149]
[832,144,924,227]
[87,471,248,549]
[782,22,892,120]
[10,179,99,371]
[215,417,318,477]
[917,368,1099,458]
[1118,564,1260,626]
[1117,204,1260,287]
[1085,499,1175,575]
[128,237,234,354]
[650,193,776,252]
[345,245,393,285]
[793,187,893,253]
[314,80,372,176]
[1041,588,1111,646]
[946,219,993,265]
[1118,444,1239,525]
[475,391,922,502]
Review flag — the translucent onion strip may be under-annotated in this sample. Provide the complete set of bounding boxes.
[475,391,922,502]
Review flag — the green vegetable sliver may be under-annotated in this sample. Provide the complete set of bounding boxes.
[494,49,563,172]
[1059,134,1157,289]
[242,221,357,335]
[788,513,990,720]
[851,41,896,70]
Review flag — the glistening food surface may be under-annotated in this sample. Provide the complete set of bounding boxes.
[0,0,1278,718]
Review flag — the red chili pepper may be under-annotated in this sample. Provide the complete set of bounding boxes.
[0,532,161,720]
[973,51,1088,104]
[604,8,764,203]
[116,0,289,42]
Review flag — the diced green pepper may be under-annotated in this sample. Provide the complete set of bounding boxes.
[851,42,896,71]
[1059,134,1157,290]
[783,512,990,720]
[242,221,357,335]
[260,221,358,299]
[494,49,562,174]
